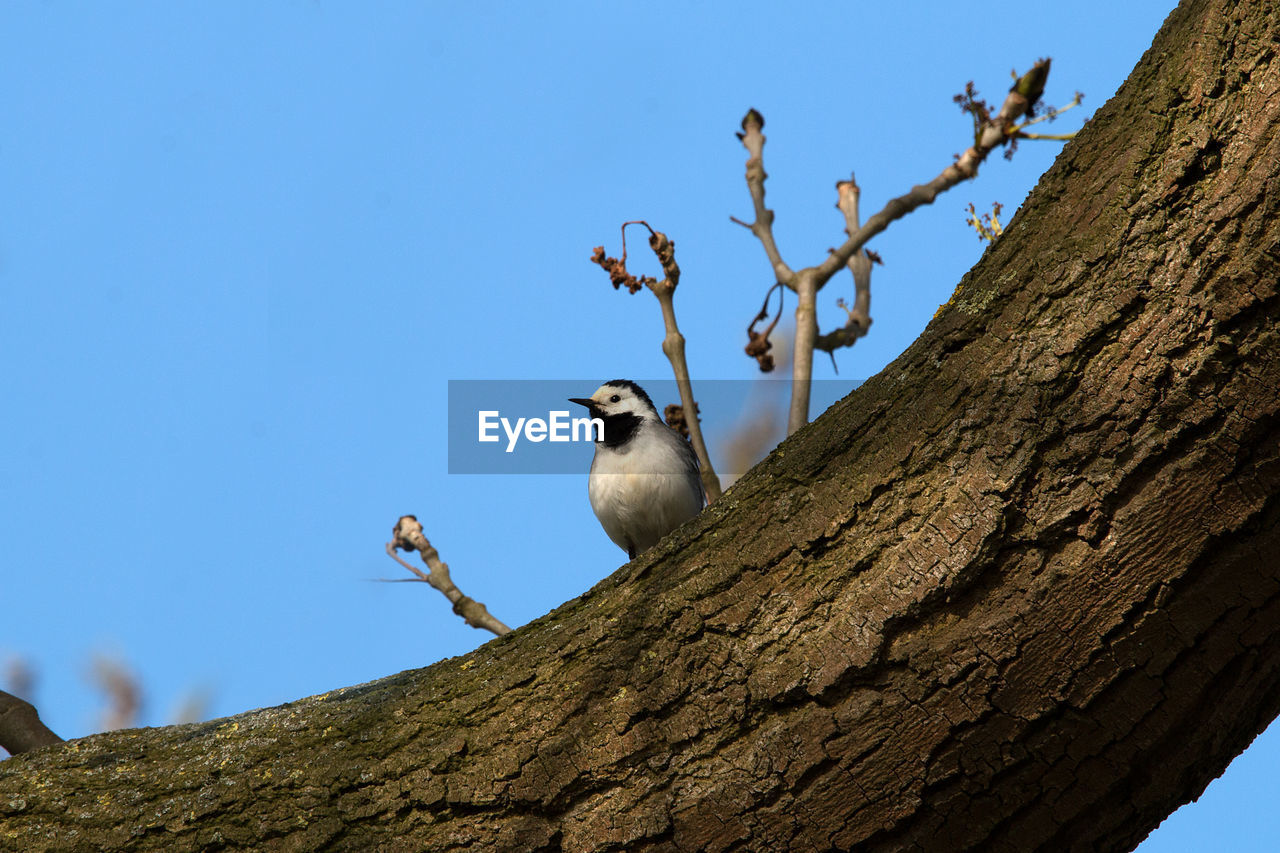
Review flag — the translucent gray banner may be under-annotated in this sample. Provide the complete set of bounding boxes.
[448,379,862,475]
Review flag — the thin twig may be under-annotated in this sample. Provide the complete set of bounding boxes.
[815,176,874,357]
[738,61,1058,431]
[1013,92,1083,132]
[590,224,725,502]
[786,178,874,431]
[1017,132,1077,141]
[644,227,724,502]
[387,515,512,636]
[735,109,795,286]
[813,60,1052,284]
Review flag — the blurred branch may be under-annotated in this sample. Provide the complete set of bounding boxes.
[4,657,35,702]
[0,689,63,756]
[718,375,787,491]
[171,690,213,726]
[387,515,512,636]
[1012,90,1084,135]
[590,222,724,502]
[91,656,142,732]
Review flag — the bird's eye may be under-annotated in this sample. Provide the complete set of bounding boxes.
[610,394,621,403]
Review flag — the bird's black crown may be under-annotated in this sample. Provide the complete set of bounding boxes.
[602,379,656,413]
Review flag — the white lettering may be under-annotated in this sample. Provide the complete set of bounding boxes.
[478,411,500,443]
[481,410,603,452]
[574,416,604,442]
[548,410,570,442]
[502,417,526,453]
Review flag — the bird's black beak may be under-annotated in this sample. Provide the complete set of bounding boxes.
[569,397,603,419]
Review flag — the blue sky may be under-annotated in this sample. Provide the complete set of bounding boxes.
[2,1,1272,848]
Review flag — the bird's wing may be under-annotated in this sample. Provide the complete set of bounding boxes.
[674,430,707,505]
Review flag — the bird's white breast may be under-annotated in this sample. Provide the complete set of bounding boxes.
[587,427,703,555]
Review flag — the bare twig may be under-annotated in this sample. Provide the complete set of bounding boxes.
[1017,132,1078,142]
[1013,91,1084,133]
[813,60,1053,283]
[785,177,876,431]
[833,176,873,339]
[737,60,1066,432]
[732,109,794,285]
[590,223,724,502]
[809,180,877,390]
[0,689,63,755]
[387,515,512,636]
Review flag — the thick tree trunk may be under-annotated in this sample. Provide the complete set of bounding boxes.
[3,0,1277,850]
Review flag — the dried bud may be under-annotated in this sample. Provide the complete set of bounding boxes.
[590,246,645,293]
[736,108,765,141]
[664,404,690,437]
[745,331,775,373]
[1012,58,1051,100]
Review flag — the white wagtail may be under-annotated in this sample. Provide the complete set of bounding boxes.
[569,380,706,559]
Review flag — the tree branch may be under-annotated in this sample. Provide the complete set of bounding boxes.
[813,60,1051,284]
[590,224,725,502]
[788,269,819,434]
[387,515,512,636]
[814,177,875,358]
[744,61,1061,431]
[732,109,794,286]
[2,7,1273,851]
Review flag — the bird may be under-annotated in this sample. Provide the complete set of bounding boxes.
[568,380,706,560]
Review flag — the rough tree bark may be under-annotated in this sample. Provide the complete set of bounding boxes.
[3,0,1277,849]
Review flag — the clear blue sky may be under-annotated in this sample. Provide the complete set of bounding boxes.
[2,2,1272,848]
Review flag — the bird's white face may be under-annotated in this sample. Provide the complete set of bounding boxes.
[586,383,655,418]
